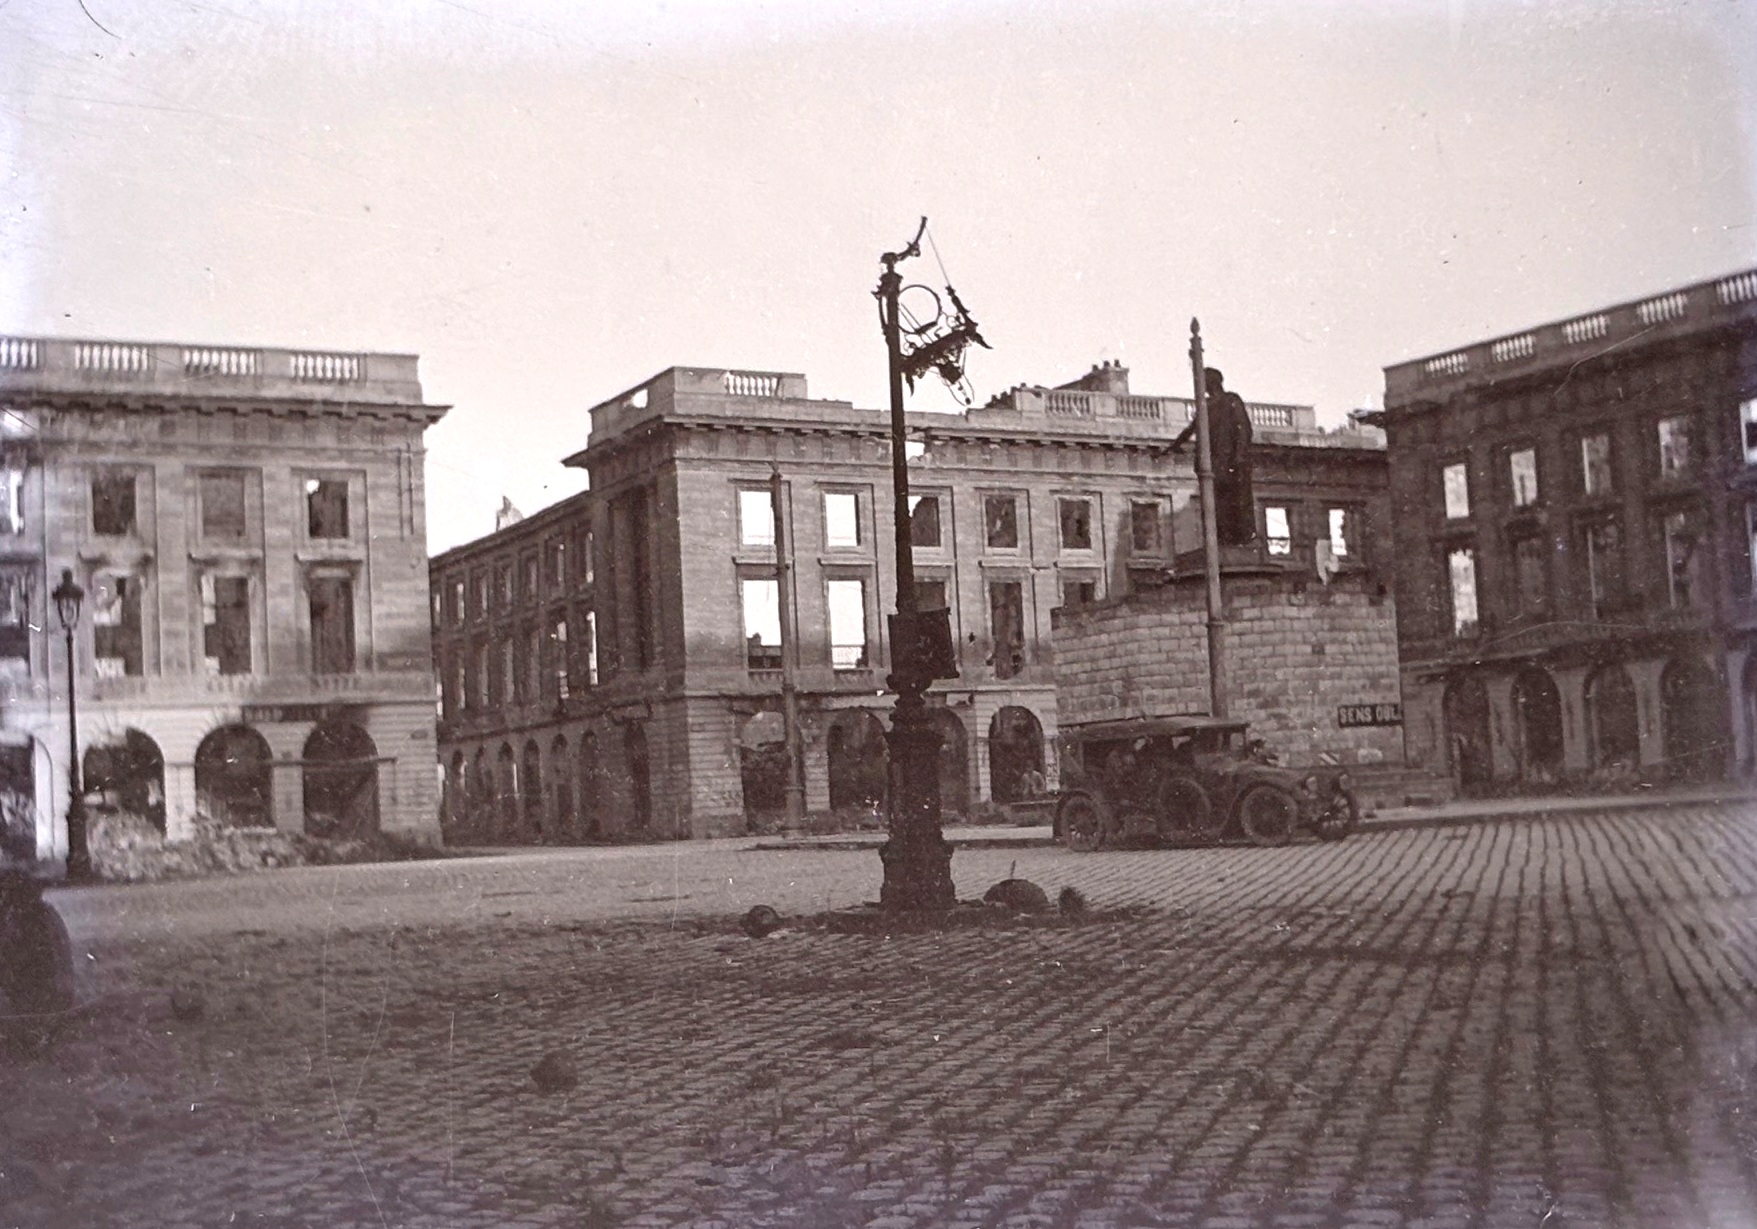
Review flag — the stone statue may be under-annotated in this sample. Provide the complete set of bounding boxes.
[1172,367,1256,547]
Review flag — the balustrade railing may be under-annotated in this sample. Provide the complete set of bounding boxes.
[290,351,362,382]
[1045,390,1094,417]
[75,342,150,373]
[1389,265,1757,400]
[723,371,780,397]
[0,338,39,370]
[183,346,259,377]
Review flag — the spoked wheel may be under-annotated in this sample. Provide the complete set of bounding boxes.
[1156,776,1219,846]
[1313,791,1361,842]
[1058,791,1111,852]
[1237,786,1299,848]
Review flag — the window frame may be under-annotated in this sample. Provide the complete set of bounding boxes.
[983,492,1022,552]
[1057,495,1095,552]
[1440,460,1471,522]
[1506,445,1540,509]
[822,489,862,551]
[90,469,140,538]
[738,487,776,548]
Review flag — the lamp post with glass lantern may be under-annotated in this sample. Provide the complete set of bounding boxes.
[51,568,87,881]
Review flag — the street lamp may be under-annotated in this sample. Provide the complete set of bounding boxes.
[50,568,87,881]
[873,218,987,912]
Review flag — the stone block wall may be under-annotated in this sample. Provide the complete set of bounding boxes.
[1053,570,1405,766]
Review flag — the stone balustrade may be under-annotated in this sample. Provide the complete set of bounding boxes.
[0,335,424,404]
[1386,266,1757,403]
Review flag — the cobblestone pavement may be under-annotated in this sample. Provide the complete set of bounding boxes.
[5,804,1756,1228]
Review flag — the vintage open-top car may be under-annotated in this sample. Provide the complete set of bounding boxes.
[1053,715,1359,850]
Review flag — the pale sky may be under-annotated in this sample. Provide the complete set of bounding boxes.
[3,0,1753,553]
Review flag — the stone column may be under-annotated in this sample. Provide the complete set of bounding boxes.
[260,721,310,836]
[1484,672,1518,782]
[1626,657,1668,774]
[1553,664,1592,775]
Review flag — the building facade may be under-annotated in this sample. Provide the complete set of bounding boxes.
[0,335,447,861]
[1377,267,1757,793]
[431,361,1387,842]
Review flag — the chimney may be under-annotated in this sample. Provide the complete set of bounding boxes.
[1055,360,1130,396]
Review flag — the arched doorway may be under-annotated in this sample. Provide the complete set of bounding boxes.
[988,706,1046,804]
[827,710,887,812]
[302,722,378,840]
[1511,666,1564,784]
[1585,662,1639,776]
[550,734,574,841]
[1661,654,1728,781]
[495,743,518,838]
[0,739,37,862]
[738,712,789,828]
[521,739,543,841]
[1442,674,1492,796]
[624,724,651,833]
[195,725,273,827]
[931,708,970,818]
[578,732,601,840]
[84,729,166,832]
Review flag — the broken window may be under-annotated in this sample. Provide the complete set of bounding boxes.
[827,579,867,669]
[200,472,248,540]
[1583,518,1626,618]
[583,531,595,584]
[201,573,251,674]
[552,618,569,699]
[1130,500,1162,555]
[1509,448,1539,507]
[308,575,355,674]
[1656,416,1695,480]
[1511,535,1548,617]
[497,565,514,610]
[1328,507,1358,559]
[739,489,775,547]
[92,573,143,677]
[824,492,859,549]
[451,579,465,626]
[305,478,349,539]
[1446,549,1479,637]
[985,495,1019,549]
[908,495,942,548]
[988,580,1026,679]
[472,573,488,618]
[0,570,28,667]
[583,610,598,685]
[1062,578,1097,609]
[91,471,137,537]
[1581,433,1614,496]
[1441,462,1470,520]
[549,540,566,591]
[0,468,22,536]
[523,557,539,601]
[742,578,782,670]
[1662,508,1701,609]
[1264,506,1292,556]
[1058,498,1093,550]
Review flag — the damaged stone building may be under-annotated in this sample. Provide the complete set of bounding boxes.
[430,362,1387,841]
[1377,266,1757,792]
[0,335,447,861]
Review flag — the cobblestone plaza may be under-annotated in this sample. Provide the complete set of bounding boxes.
[6,803,1755,1227]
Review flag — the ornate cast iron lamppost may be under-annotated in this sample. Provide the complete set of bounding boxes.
[873,218,987,911]
[51,568,88,881]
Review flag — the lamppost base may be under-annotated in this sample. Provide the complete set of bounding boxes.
[877,833,955,912]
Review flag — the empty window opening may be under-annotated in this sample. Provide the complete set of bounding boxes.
[92,472,137,537]
[742,578,782,670]
[739,489,775,547]
[1441,463,1471,520]
[824,492,860,548]
[1058,498,1093,550]
[92,573,143,677]
[827,578,867,669]
[1264,506,1292,556]
[908,495,942,548]
[305,478,349,539]
[202,574,251,674]
[985,495,1019,549]
[309,575,356,674]
[201,472,248,540]
[1509,448,1539,507]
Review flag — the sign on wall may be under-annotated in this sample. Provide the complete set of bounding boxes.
[1337,702,1402,728]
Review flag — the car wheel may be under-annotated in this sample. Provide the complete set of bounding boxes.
[1237,785,1298,847]
[1058,791,1110,852]
[1313,791,1361,841]
[1156,776,1218,845]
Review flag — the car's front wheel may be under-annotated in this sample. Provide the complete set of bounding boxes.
[1058,791,1111,852]
[1236,785,1298,847]
[1313,791,1361,841]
